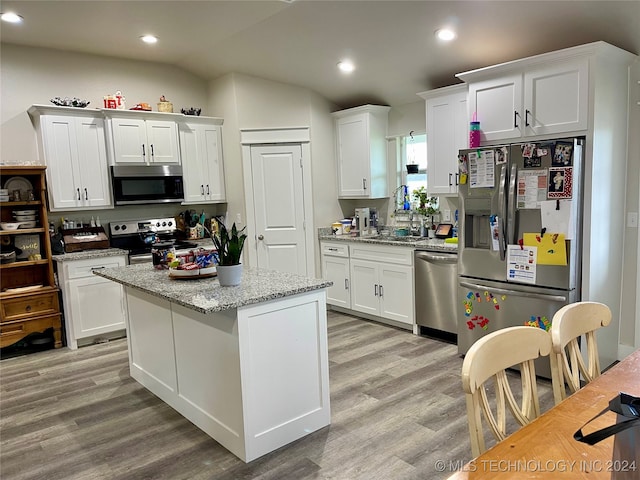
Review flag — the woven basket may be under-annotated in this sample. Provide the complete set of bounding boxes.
[157,101,173,113]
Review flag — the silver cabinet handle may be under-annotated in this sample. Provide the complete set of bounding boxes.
[142,144,146,158]
[258,234,264,240]
[200,185,204,195]
[150,144,155,158]
[374,284,378,296]
[449,173,453,186]
[379,285,384,297]
[206,185,210,195]
[363,178,367,190]
[84,188,88,201]
[344,278,349,290]
[77,188,81,200]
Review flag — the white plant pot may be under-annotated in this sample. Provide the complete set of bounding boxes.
[217,263,243,286]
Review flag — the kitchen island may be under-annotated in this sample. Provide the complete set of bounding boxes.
[94,264,332,462]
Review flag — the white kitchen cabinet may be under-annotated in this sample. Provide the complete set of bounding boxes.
[103,110,181,165]
[320,242,351,308]
[349,243,414,326]
[57,255,128,349]
[418,84,468,195]
[179,118,226,204]
[28,105,112,211]
[332,105,391,198]
[459,56,588,142]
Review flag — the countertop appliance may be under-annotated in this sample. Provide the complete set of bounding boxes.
[354,207,378,236]
[457,137,584,378]
[111,165,184,205]
[415,249,458,340]
[109,217,197,264]
[62,226,110,252]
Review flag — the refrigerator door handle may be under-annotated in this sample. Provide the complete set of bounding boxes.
[459,280,568,303]
[497,164,507,261]
[507,163,518,246]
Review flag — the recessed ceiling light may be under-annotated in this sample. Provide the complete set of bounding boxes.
[435,28,456,42]
[1,12,23,24]
[338,60,355,74]
[140,35,158,44]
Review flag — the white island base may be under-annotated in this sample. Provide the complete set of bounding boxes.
[124,287,331,462]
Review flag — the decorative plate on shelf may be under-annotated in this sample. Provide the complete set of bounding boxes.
[3,176,33,202]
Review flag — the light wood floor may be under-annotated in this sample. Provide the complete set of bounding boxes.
[0,311,553,479]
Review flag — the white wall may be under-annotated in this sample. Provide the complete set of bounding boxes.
[208,72,342,273]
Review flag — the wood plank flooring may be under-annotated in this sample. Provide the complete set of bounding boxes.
[0,311,553,479]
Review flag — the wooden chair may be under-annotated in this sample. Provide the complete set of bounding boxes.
[549,301,612,405]
[461,326,552,457]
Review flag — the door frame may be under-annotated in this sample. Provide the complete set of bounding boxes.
[240,128,315,277]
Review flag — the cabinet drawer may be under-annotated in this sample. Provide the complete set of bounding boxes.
[1,291,60,322]
[0,314,62,349]
[349,244,414,266]
[321,242,349,258]
[64,256,127,280]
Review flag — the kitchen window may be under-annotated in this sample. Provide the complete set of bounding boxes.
[402,132,427,196]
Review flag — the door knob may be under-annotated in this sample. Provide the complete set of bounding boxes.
[258,235,264,240]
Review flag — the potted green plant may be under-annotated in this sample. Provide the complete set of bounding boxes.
[211,220,247,286]
[412,187,439,237]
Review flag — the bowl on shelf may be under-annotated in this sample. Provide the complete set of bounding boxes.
[0,250,16,264]
[0,195,9,202]
[0,222,21,231]
[13,210,36,216]
[18,221,37,229]
[14,214,36,221]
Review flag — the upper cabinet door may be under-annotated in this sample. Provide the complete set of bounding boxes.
[468,73,523,142]
[524,59,589,137]
[179,121,226,204]
[423,85,468,195]
[336,114,370,197]
[145,120,180,164]
[75,117,111,208]
[38,113,112,211]
[110,118,147,163]
[333,105,390,199]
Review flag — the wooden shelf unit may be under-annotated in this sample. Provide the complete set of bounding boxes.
[0,165,61,349]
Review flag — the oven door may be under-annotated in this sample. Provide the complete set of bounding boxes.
[111,165,184,205]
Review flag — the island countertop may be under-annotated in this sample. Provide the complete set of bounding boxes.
[94,263,332,314]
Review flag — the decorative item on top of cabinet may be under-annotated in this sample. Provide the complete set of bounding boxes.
[418,84,468,195]
[456,46,591,142]
[0,166,62,353]
[178,116,226,204]
[332,105,391,198]
[102,108,182,165]
[28,105,113,211]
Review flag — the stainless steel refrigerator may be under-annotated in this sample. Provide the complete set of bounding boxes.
[457,138,584,378]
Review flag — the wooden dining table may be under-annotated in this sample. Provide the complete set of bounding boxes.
[447,348,640,479]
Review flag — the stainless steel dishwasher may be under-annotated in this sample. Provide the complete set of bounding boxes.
[414,250,458,338]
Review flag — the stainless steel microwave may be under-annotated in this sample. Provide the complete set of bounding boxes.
[111,165,184,205]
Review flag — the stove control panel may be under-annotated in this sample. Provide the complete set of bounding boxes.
[110,217,176,236]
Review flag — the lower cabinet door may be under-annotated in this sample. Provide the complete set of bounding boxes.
[349,259,379,316]
[322,256,351,308]
[378,264,414,325]
[68,276,126,345]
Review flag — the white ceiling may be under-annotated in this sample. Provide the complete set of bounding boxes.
[1,0,639,108]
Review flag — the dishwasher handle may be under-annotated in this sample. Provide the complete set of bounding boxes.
[415,251,458,264]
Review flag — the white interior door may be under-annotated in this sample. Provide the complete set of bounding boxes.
[250,144,307,275]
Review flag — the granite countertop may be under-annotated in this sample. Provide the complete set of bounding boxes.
[318,233,458,253]
[53,248,129,262]
[93,264,333,314]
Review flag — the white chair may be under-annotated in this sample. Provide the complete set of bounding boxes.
[461,326,552,457]
[549,301,612,405]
